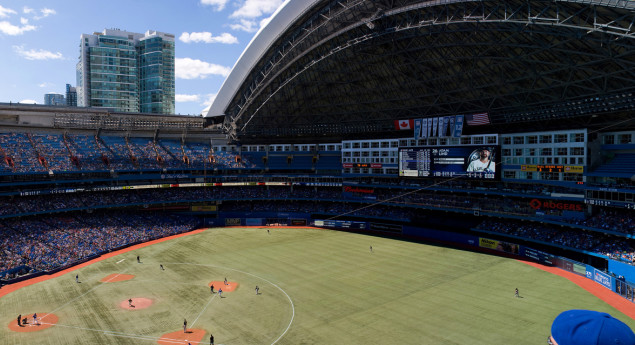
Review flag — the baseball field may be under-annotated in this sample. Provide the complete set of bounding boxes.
[1,226,633,344]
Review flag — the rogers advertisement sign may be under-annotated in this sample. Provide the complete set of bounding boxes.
[343,186,374,194]
[529,199,583,212]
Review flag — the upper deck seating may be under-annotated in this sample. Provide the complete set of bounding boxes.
[31,134,77,172]
[592,153,635,178]
[0,133,45,173]
[99,136,135,171]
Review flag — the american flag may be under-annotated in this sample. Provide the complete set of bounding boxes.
[465,113,490,126]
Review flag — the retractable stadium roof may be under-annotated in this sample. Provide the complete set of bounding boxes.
[206,0,635,143]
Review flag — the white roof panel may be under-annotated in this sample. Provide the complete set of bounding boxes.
[205,0,321,117]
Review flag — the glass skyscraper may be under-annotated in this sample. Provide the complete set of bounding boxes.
[66,84,77,107]
[44,93,65,106]
[76,29,175,114]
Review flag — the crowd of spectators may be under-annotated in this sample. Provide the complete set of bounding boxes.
[222,199,635,261]
[213,151,256,169]
[0,186,627,231]
[66,135,108,171]
[1,183,632,282]
[0,211,199,280]
[475,219,635,263]
[220,199,414,221]
[156,140,189,169]
[563,208,634,236]
[0,133,46,173]
[355,177,587,196]
[0,133,256,173]
[31,134,77,172]
[128,138,163,170]
[99,136,133,170]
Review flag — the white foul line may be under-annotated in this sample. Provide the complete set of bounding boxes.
[190,292,218,327]
[169,262,295,345]
[43,272,129,319]
[38,321,201,344]
[35,231,291,344]
[116,259,126,264]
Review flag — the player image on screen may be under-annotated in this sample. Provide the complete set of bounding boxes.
[398,145,500,179]
[466,147,495,173]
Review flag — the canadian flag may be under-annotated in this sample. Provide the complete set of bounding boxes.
[394,119,414,130]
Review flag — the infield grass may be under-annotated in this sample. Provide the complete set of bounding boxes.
[1,227,633,344]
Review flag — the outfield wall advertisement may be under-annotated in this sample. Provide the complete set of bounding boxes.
[478,238,519,255]
[225,218,241,226]
[523,248,555,266]
[586,266,613,290]
[369,222,403,233]
[313,219,367,229]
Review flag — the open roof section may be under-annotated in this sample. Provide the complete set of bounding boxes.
[207,0,635,143]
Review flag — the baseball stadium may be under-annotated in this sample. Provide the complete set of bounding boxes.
[1,0,635,344]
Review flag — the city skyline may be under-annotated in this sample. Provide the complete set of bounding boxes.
[0,0,286,115]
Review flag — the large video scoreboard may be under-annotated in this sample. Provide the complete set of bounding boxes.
[399,146,500,180]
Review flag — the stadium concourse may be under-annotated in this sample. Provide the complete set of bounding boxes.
[0,0,634,340]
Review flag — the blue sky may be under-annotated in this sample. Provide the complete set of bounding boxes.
[0,0,286,115]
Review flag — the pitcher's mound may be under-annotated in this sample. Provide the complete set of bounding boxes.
[208,281,239,292]
[101,274,135,283]
[157,329,206,345]
[8,313,58,332]
[119,297,153,310]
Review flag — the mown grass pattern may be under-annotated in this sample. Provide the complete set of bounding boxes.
[1,227,632,344]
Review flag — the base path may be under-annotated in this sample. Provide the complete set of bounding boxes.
[157,328,206,345]
[522,261,635,320]
[119,297,153,310]
[101,274,135,283]
[8,313,59,332]
[208,281,239,292]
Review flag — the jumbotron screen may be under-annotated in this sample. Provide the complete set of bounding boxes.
[399,146,500,179]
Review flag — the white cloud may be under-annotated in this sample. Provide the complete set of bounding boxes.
[0,21,36,35]
[200,94,217,115]
[230,0,284,19]
[13,45,63,60]
[202,94,217,107]
[229,19,257,33]
[19,99,37,104]
[176,94,200,102]
[200,0,228,11]
[34,8,56,20]
[23,7,33,14]
[41,8,56,16]
[175,58,231,79]
[0,5,16,18]
[179,32,238,44]
[39,82,53,88]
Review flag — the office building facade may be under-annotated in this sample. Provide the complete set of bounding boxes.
[76,29,175,114]
[44,93,65,106]
[66,84,77,107]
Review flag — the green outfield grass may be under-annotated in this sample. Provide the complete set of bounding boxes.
[1,227,633,344]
